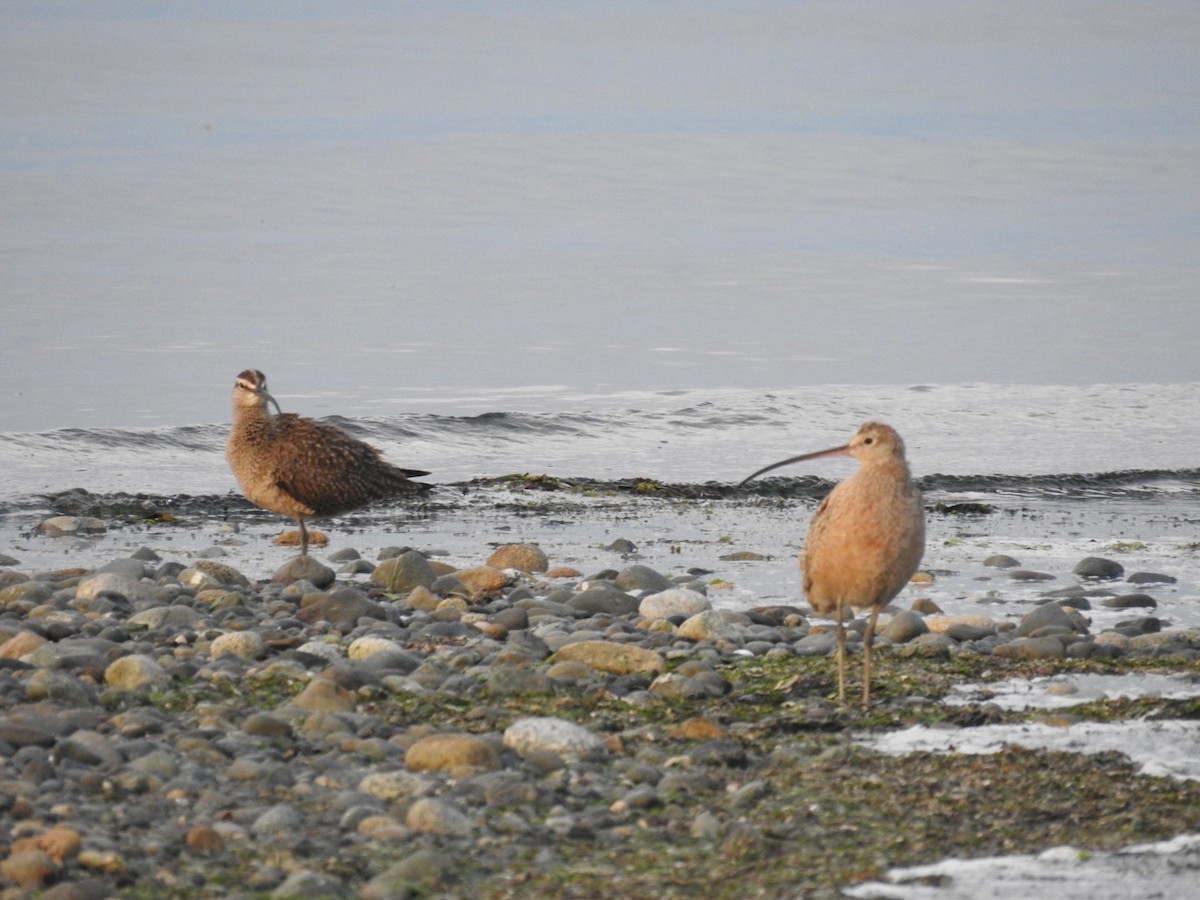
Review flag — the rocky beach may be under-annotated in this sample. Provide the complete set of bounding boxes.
[1,482,1199,898]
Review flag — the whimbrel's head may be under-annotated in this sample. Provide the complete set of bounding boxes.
[739,421,908,486]
[232,369,283,416]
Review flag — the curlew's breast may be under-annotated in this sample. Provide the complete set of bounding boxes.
[800,476,925,613]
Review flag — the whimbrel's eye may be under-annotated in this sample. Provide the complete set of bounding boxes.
[863,436,874,445]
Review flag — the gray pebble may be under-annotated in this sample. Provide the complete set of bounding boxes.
[361,850,454,899]
[639,587,711,619]
[794,632,837,656]
[270,869,348,899]
[896,633,954,658]
[993,636,1067,659]
[405,797,473,836]
[372,550,436,591]
[1129,571,1177,585]
[604,539,637,554]
[880,610,929,643]
[272,556,335,588]
[1102,593,1158,610]
[568,586,640,616]
[1074,556,1125,579]
[1009,570,1057,582]
[614,564,673,593]
[943,623,995,642]
[252,804,303,836]
[1016,602,1087,638]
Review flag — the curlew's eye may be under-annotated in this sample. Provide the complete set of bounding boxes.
[863,436,874,445]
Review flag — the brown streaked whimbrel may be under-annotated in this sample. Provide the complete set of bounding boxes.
[740,421,925,706]
[226,369,430,555]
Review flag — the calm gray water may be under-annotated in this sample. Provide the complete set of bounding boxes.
[2,2,1198,433]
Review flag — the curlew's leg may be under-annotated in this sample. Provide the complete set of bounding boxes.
[834,603,847,705]
[297,519,309,557]
[861,605,882,707]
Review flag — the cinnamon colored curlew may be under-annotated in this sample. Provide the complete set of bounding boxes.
[740,422,925,706]
[226,369,430,555]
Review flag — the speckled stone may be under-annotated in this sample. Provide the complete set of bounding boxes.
[405,733,502,777]
[503,716,607,760]
[348,636,405,660]
[486,543,549,573]
[677,610,748,642]
[0,849,58,888]
[552,640,665,676]
[359,770,435,801]
[0,630,46,659]
[104,654,170,690]
[453,566,511,595]
[179,560,251,588]
[210,631,264,659]
[288,678,355,713]
[39,516,106,536]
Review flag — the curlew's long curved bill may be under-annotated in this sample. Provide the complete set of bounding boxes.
[738,444,850,488]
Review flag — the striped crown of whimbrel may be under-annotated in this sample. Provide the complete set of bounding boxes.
[741,421,926,706]
[226,369,430,555]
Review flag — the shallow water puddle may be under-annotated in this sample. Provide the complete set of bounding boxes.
[852,704,1200,898]
[856,672,1200,780]
[858,718,1200,781]
[843,833,1200,900]
[946,671,1200,710]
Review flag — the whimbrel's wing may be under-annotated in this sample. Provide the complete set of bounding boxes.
[267,414,430,517]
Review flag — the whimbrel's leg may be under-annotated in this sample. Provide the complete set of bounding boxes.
[834,603,847,705]
[297,519,309,557]
[861,605,882,707]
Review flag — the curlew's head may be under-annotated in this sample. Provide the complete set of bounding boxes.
[739,421,909,486]
[844,421,907,466]
[232,369,283,416]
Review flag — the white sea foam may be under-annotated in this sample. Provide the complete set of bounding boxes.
[844,834,1200,900]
